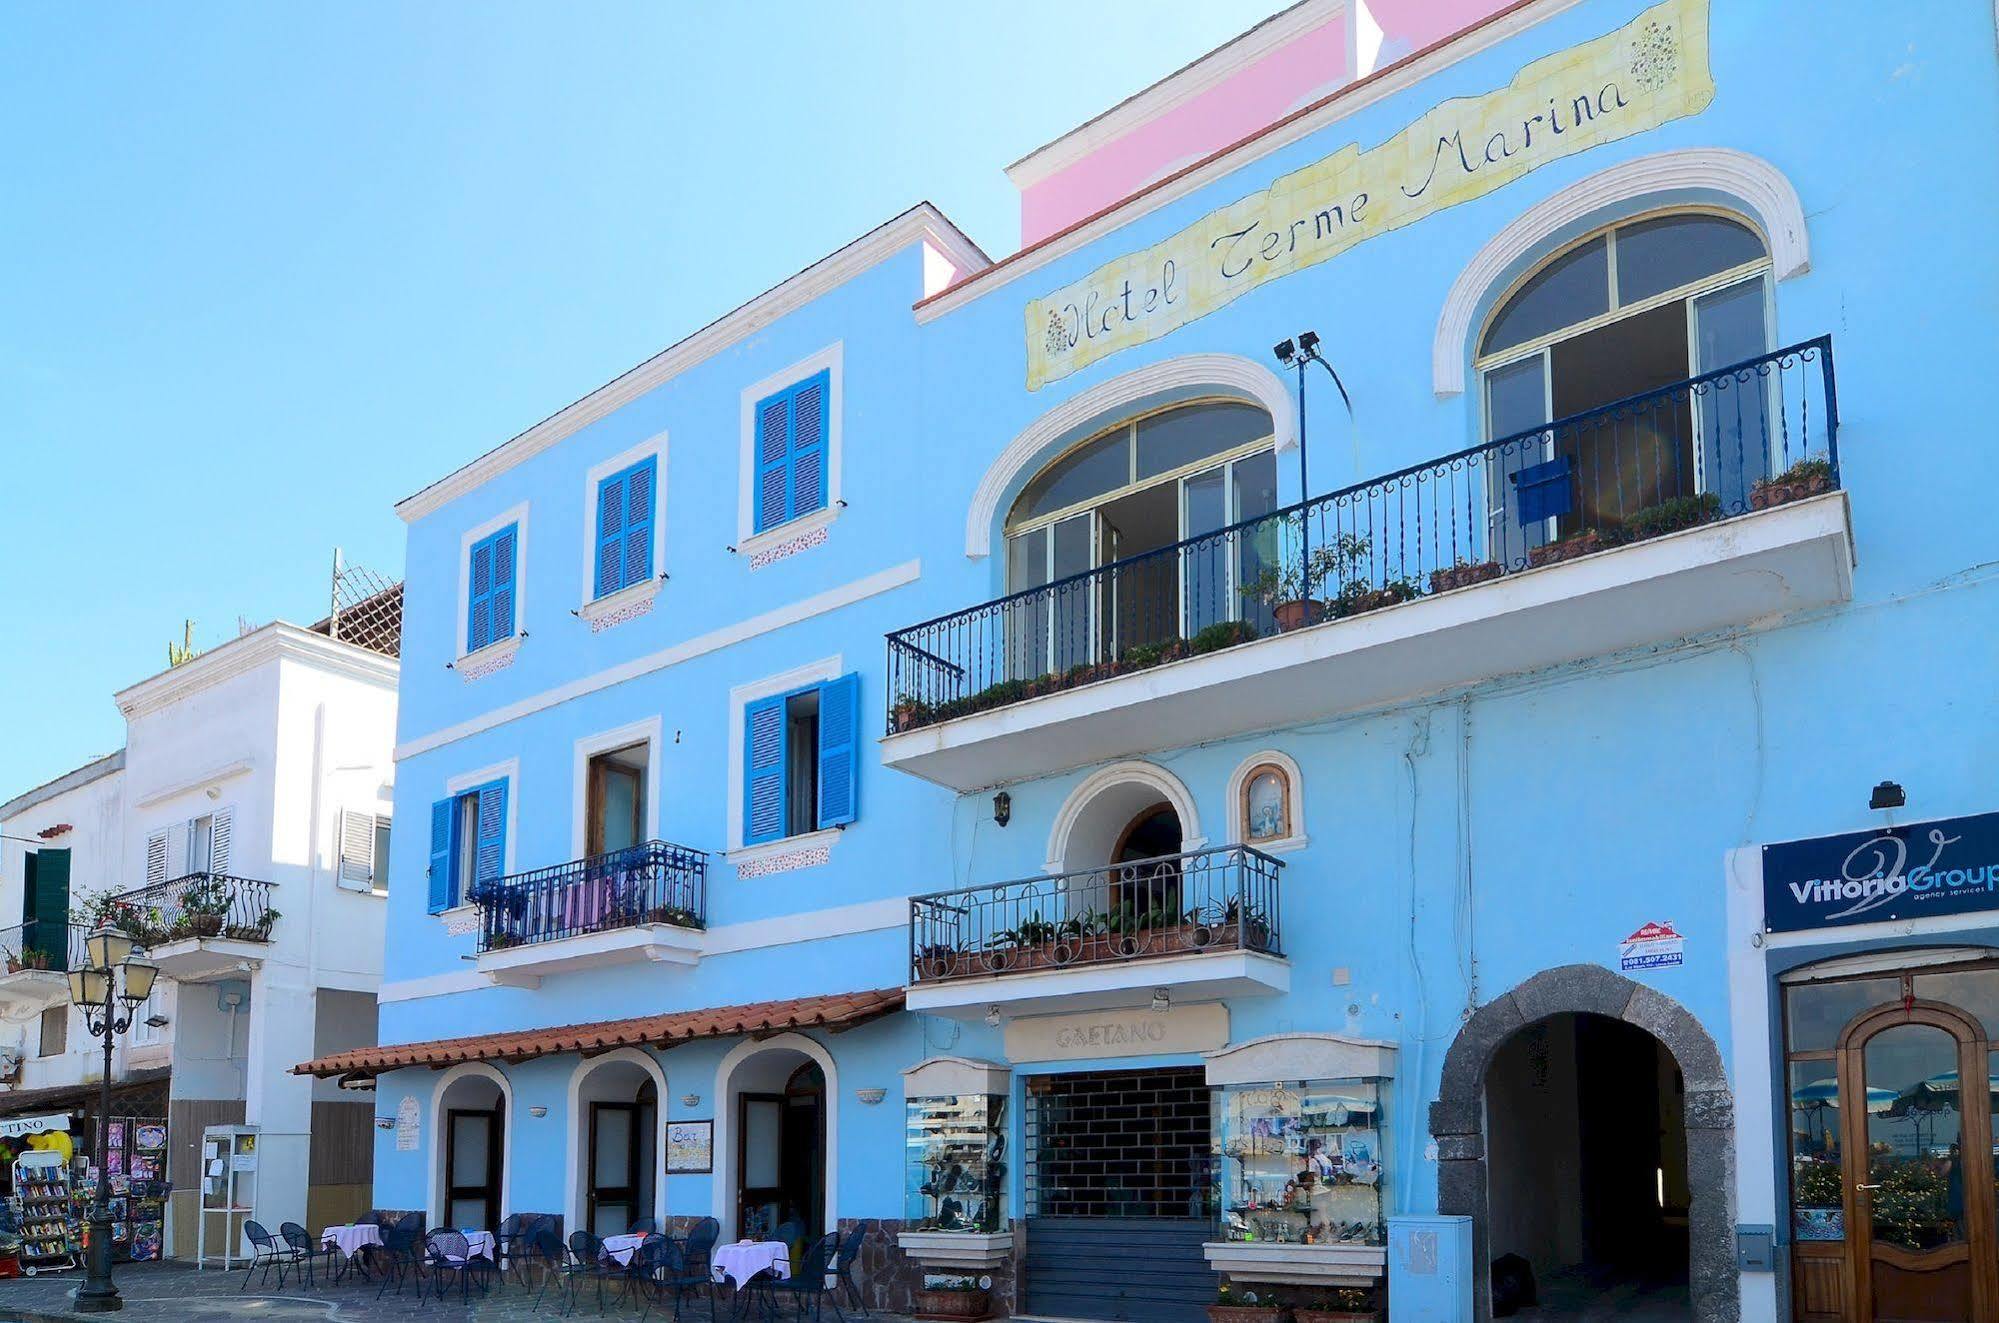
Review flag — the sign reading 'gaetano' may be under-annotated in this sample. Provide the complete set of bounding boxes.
[1023,0,1714,389]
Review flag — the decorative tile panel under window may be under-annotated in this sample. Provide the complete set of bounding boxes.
[742,673,859,847]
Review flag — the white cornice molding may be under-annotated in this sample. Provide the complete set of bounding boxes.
[0,750,124,824]
[1005,0,1350,190]
[1430,147,1811,397]
[918,0,1585,325]
[133,758,254,811]
[115,622,399,720]
[396,205,989,524]
[964,352,1293,559]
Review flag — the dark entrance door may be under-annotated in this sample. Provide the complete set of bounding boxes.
[588,1102,640,1236]
[1023,1066,1214,1323]
[736,1062,825,1247]
[444,1106,502,1231]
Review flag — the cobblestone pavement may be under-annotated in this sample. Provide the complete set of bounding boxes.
[0,1260,918,1322]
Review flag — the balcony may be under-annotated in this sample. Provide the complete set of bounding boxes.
[0,921,84,1015]
[107,873,276,980]
[884,339,1849,790]
[905,844,1287,1018]
[472,840,707,988]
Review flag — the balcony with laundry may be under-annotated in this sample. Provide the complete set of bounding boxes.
[470,840,708,988]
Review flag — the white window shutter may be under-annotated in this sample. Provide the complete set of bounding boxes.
[339,810,375,887]
[145,831,169,886]
[209,808,232,876]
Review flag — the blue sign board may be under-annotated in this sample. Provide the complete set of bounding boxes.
[1763,811,1999,933]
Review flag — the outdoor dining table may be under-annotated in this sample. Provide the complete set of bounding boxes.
[321,1223,384,1282]
[600,1232,649,1266]
[441,1228,499,1261]
[711,1239,789,1289]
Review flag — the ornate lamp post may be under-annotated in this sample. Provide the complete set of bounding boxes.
[66,924,158,1314]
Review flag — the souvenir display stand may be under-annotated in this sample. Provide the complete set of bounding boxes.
[896,1058,1014,1275]
[10,1150,77,1275]
[89,1117,169,1263]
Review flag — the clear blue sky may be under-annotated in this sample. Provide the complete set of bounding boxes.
[0,1,1281,796]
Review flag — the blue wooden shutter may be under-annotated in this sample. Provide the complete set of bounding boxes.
[622,457,656,588]
[427,798,455,913]
[790,372,830,520]
[473,781,508,890]
[815,671,860,830]
[467,538,495,652]
[753,392,791,534]
[743,696,788,845]
[489,526,517,640]
[595,471,629,599]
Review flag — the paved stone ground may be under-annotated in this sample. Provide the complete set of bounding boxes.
[0,1260,918,1322]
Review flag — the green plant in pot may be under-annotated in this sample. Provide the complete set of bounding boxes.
[1625,491,1722,541]
[1209,1279,1284,1323]
[1751,454,1835,510]
[181,878,229,938]
[914,1274,993,1320]
[1296,1285,1381,1322]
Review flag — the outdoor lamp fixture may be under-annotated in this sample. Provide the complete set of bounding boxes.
[1870,780,1907,811]
[1151,988,1171,1013]
[1272,331,1353,570]
[68,926,156,1313]
[984,1004,1002,1028]
[992,791,1011,828]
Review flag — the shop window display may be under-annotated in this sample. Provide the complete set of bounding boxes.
[905,1092,1007,1233]
[1214,1079,1383,1246]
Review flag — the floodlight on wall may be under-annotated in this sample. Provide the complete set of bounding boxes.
[529,1106,548,1118]
[1870,780,1906,810]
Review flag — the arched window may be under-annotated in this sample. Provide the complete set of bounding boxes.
[1240,764,1291,844]
[1477,210,1773,541]
[1005,399,1277,674]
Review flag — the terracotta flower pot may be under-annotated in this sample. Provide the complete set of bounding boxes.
[1429,561,1502,593]
[915,1287,993,1319]
[189,914,224,938]
[1207,1306,1285,1323]
[1272,599,1327,632]
[1527,529,1613,568]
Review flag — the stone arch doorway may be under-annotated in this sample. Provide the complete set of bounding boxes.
[1429,964,1736,1322]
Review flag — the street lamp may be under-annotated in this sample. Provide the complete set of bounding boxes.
[68,924,158,1313]
[1273,332,1353,583]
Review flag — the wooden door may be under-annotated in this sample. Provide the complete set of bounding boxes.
[588,1102,640,1236]
[444,1107,502,1232]
[1839,1002,1999,1323]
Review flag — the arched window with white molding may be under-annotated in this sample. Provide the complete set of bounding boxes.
[1003,399,1278,679]
[1228,751,1304,853]
[1477,209,1776,552]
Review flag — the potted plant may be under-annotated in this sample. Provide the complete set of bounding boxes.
[182,880,228,938]
[1190,619,1259,655]
[1624,491,1721,541]
[485,931,524,950]
[1209,1280,1285,1322]
[1428,559,1503,593]
[1527,525,1623,567]
[645,904,701,929]
[914,1275,994,1320]
[1751,455,1835,510]
[891,692,933,733]
[1331,576,1421,618]
[913,941,961,981]
[1295,1286,1381,1322]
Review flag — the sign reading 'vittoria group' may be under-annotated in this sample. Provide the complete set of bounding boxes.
[1762,812,1999,933]
[1023,0,1715,389]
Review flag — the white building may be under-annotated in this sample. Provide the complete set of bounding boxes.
[0,596,399,1256]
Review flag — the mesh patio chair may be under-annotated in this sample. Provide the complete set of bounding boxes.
[496,1212,543,1285]
[423,1228,500,1304]
[277,1222,337,1290]
[680,1216,720,1282]
[747,1232,845,1322]
[611,1232,667,1310]
[241,1220,298,1292]
[643,1235,719,1323]
[372,1222,425,1299]
[529,1227,587,1316]
[831,1223,870,1317]
[568,1228,613,1314]
[630,1216,659,1234]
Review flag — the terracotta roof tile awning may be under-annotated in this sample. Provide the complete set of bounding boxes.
[293,988,905,1081]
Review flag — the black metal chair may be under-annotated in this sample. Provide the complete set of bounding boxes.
[424,1228,499,1304]
[241,1220,297,1291]
[372,1222,425,1299]
[277,1221,336,1290]
[612,1232,667,1310]
[681,1215,720,1283]
[528,1227,584,1315]
[644,1234,719,1322]
[496,1212,543,1285]
[830,1223,869,1317]
[568,1228,613,1314]
[631,1216,659,1234]
[748,1232,845,1321]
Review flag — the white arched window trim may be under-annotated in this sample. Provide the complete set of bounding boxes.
[964,354,1295,559]
[564,1047,669,1237]
[1225,750,1307,855]
[710,1032,839,1240]
[428,1062,515,1227]
[1432,148,1809,397]
[1044,760,1205,874]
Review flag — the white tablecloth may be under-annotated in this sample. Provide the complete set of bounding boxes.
[446,1229,498,1262]
[321,1224,383,1259]
[711,1240,788,1288]
[601,1232,649,1266]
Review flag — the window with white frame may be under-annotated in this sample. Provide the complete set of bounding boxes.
[741,672,860,847]
[465,522,520,653]
[427,780,508,913]
[592,457,658,600]
[131,983,168,1047]
[339,809,392,891]
[145,807,234,885]
[739,345,842,548]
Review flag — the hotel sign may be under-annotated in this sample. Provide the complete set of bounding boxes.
[1763,812,1999,933]
[1024,0,1714,389]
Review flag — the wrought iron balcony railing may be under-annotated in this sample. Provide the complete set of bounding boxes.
[0,921,84,974]
[909,844,1283,984]
[887,337,1838,734]
[474,839,708,955]
[108,874,276,946]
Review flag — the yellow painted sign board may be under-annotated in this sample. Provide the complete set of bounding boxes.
[1025,0,1714,389]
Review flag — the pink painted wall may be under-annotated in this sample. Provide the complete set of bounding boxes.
[1017,12,1354,246]
[1014,0,1515,248]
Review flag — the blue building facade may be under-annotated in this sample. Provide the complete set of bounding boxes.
[298,3,1999,1320]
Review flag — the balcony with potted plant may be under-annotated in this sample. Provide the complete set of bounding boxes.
[104,873,277,980]
[0,920,83,1015]
[905,844,1286,1018]
[882,339,1849,791]
[470,838,709,988]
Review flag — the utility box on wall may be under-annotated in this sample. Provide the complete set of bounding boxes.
[1387,1215,1472,1323]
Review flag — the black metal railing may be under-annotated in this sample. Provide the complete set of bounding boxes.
[473,839,708,954]
[108,874,276,946]
[909,844,1282,983]
[0,921,84,974]
[887,337,1839,734]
